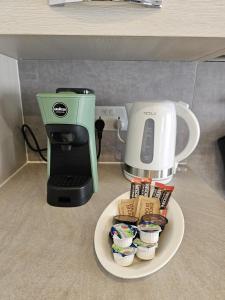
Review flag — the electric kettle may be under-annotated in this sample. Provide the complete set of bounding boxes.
[123,101,200,183]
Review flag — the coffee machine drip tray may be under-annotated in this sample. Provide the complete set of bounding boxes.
[47,174,93,207]
[49,174,90,187]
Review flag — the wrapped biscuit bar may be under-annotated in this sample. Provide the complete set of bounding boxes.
[135,196,160,220]
[119,198,139,216]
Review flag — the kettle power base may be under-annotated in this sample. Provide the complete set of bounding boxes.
[123,168,173,185]
[47,174,93,207]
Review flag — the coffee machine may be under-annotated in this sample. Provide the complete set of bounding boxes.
[37,88,98,207]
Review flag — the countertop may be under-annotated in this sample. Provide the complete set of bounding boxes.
[0,163,224,300]
[1,1,225,61]
[1,0,225,37]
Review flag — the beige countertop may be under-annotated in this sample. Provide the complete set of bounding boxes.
[1,0,225,37]
[0,163,224,300]
[2,1,225,61]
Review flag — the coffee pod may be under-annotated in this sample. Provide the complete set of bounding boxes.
[138,223,161,244]
[141,214,168,230]
[133,238,158,260]
[112,244,137,267]
[110,223,137,248]
[113,215,139,226]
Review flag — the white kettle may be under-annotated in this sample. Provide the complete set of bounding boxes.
[123,101,200,183]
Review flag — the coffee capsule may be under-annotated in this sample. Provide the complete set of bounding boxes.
[114,215,139,226]
[141,214,168,230]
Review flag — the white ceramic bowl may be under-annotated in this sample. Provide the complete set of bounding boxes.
[94,191,184,279]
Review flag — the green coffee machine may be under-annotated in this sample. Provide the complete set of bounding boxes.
[37,88,98,207]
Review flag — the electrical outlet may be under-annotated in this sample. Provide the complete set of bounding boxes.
[95,106,128,131]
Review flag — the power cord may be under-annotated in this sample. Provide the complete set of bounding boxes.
[95,117,105,160]
[22,119,105,162]
[21,124,47,161]
[117,117,126,143]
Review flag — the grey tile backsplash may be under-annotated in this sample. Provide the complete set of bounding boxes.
[18,60,225,198]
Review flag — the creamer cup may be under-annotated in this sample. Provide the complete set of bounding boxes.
[113,252,135,266]
[133,238,158,260]
[138,224,161,244]
[112,244,136,266]
[113,235,133,248]
[110,223,137,248]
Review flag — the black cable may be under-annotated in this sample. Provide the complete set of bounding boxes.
[97,136,102,160]
[21,124,47,161]
[95,118,105,160]
[22,120,105,162]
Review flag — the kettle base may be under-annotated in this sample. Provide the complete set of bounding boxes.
[123,165,173,184]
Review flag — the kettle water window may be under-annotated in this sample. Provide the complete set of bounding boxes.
[140,119,154,164]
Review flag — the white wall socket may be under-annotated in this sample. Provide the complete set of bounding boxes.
[95,106,128,131]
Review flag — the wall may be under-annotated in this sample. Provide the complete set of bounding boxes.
[0,54,26,184]
[18,60,225,198]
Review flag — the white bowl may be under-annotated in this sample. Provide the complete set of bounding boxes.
[94,191,184,279]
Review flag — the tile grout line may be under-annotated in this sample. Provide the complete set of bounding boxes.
[0,162,28,189]
[190,61,199,110]
[16,59,28,162]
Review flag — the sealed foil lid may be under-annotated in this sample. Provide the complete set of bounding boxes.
[112,244,137,257]
[110,223,137,239]
[138,223,161,232]
[133,238,158,248]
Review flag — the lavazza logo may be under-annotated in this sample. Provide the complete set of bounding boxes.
[52,102,68,117]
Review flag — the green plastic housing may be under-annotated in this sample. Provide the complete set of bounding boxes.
[37,92,98,193]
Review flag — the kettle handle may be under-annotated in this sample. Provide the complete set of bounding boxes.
[175,101,200,167]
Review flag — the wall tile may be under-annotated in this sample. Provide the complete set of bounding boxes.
[18,59,225,197]
[19,60,197,161]
[190,62,225,197]
[19,60,197,114]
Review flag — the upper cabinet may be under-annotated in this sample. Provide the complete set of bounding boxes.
[1,0,225,60]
